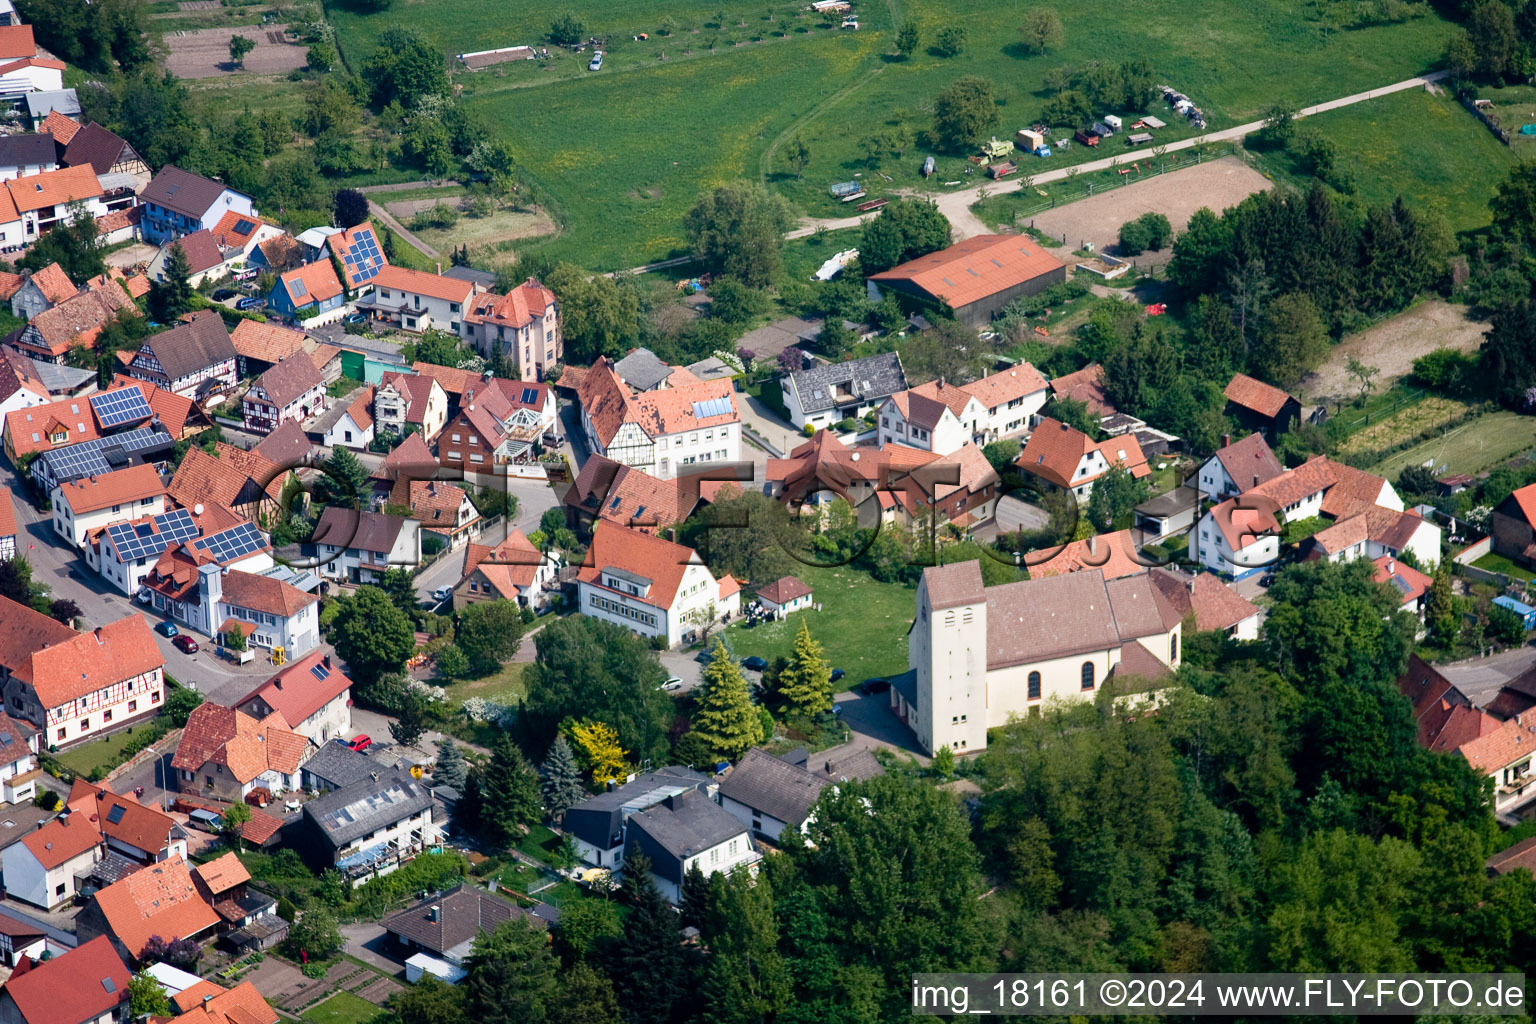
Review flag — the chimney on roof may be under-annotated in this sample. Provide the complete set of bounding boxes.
[1186,576,1195,594]
[1221,434,1231,448]
[1388,558,1395,575]
[1087,535,1097,555]
[324,655,331,669]
[204,995,215,1006]
[430,905,440,922]
[1060,421,1068,431]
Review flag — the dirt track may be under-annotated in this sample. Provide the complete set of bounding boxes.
[163,24,307,79]
[1301,300,1487,401]
[1027,157,1273,258]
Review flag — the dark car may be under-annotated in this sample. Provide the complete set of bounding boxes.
[1258,573,1276,588]
[237,297,266,311]
[830,668,845,683]
[860,677,891,696]
[741,656,768,672]
[154,620,178,638]
[212,288,237,301]
[344,312,366,325]
[171,635,198,654]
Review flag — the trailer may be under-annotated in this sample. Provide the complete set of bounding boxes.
[987,161,1016,179]
[855,197,889,212]
[1126,132,1154,146]
[1103,114,1123,131]
[1074,129,1099,147]
[1090,121,1113,137]
[921,155,935,177]
[1016,128,1045,153]
[829,181,864,199]
[1141,115,1166,129]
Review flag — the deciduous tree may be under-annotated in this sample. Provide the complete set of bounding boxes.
[571,720,630,787]
[456,599,526,676]
[544,263,640,364]
[330,586,416,684]
[1019,7,1064,54]
[858,198,953,274]
[684,181,795,288]
[932,75,998,151]
[228,34,254,67]
[895,20,920,57]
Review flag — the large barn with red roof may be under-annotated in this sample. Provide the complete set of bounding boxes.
[867,234,1067,326]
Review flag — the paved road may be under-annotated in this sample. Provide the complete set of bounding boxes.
[1438,644,1536,707]
[785,72,1450,241]
[411,477,561,603]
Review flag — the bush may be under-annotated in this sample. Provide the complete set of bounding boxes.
[1118,212,1172,255]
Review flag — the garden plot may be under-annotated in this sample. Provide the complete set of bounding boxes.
[163,24,308,79]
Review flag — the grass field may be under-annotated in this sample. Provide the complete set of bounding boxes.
[1260,88,1518,232]
[54,727,155,778]
[325,0,1455,269]
[302,993,386,1024]
[1473,552,1536,582]
[723,564,913,683]
[1369,410,1536,478]
[1472,83,1536,154]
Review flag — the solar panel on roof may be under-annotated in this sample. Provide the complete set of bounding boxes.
[311,662,331,681]
[106,804,126,824]
[38,427,170,485]
[691,397,733,419]
[521,387,537,404]
[90,386,153,428]
[234,218,255,233]
[193,521,265,563]
[291,279,307,298]
[107,508,198,562]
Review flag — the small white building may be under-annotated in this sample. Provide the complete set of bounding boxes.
[51,464,166,549]
[626,789,759,903]
[362,265,476,334]
[576,522,741,648]
[311,387,375,451]
[877,385,973,455]
[242,352,326,435]
[964,364,1051,442]
[142,556,319,655]
[1196,432,1285,504]
[0,134,58,182]
[781,351,907,431]
[1196,496,1283,580]
[755,576,813,616]
[2,814,102,909]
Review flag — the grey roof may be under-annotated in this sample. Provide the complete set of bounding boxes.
[718,748,830,826]
[0,133,58,170]
[252,419,314,466]
[684,356,735,382]
[303,772,433,849]
[563,765,709,851]
[381,883,536,956]
[301,741,377,791]
[736,317,820,361]
[1135,485,1199,519]
[140,165,241,220]
[24,90,79,121]
[139,314,237,381]
[306,396,363,434]
[787,352,907,414]
[442,265,498,288]
[259,564,321,593]
[890,668,918,708]
[628,789,749,883]
[61,122,134,176]
[29,357,94,394]
[308,506,410,554]
[254,352,323,408]
[613,348,672,392]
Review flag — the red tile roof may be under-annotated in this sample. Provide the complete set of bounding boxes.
[11,278,135,359]
[1206,493,1283,551]
[1148,568,1260,634]
[26,263,77,305]
[867,234,1065,309]
[1223,372,1295,419]
[463,529,544,598]
[962,363,1049,409]
[233,806,284,846]
[564,455,695,533]
[278,260,342,307]
[1373,553,1432,606]
[464,278,557,330]
[1248,455,1337,509]
[193,851,251,896]
[19,812,100,870]
[165,229,230,277]
[219,569,318,618]
[210,210,265,251]
[1048,363,1115,417]
[55,463,164,515]
[12,613,164,712]
[373,264,474,303]
[756,576,812,605]
[1319,461,1393,519]
[229,320,307,366]
[1459,713,1536,774]
[0,490,15,541]
[68,780,179,855]
[39,110,79,146]
[1508,483,1536,528]
[1213,433,1284,493]
[578,521,720,610]
[1025,529,1146,581]
[410,361,478,398]
[0,25,34,59]
[379,372,441,427]
[90,855,220,960]
[0,936,129,1024]
[167,443,284,512]
[172,980,277,1024]
[5,164,102,215]
[1018,417,1148,489]
[236,649,348,730]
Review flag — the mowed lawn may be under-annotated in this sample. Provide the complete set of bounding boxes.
[724,565,913,684]
[329,0,1453,269]
[302,993,386,1024]
[1277,88,1519,231]
[1370,410,1536,479]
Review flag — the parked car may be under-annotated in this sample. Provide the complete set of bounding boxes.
[860,677,890,695]
[347,734,373,752]
[172,635,199,654]
[432,585,454,602]
[344,312,366,325]
[741,656,768,672]
[237,297,266,311]
[659,677,684,691]
[588,50,604,70]
[154,620,178,638]
[830,668,845,683]
[212,288,237,301]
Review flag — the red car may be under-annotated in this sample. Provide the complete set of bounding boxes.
[172,635,198,654]
[347,735,373,752]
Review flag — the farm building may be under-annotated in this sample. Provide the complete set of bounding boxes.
[1223,373,1301,442]
[866,235,1066,327]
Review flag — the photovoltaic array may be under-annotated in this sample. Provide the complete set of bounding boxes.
[105,508,198,562]
[193,521,266,563]
[89,386,153,429]
[38,427,170,485]
[691,396,733,419]
[340,228,384,283]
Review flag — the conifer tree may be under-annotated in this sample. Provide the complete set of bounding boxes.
[1426,560,1456,641]
[147,242,194,323]
[696,869,790,1023]
[472,734,543,844]
[679,862,710,931]
[690,638,763,761]
[434,738,468,790]
[777,620,833,718]
[608,849,687,1024]
[540,734,587,819]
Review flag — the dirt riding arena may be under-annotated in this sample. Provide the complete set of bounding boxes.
[1300,300,1488,402]
[162,24,307,79]
[1028,156,1273,262]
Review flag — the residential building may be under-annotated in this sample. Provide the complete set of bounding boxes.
[1374,554,1434,618]
[172,702,311,801]
[565,765,712,869]
[67,779,187,865]
[146,230,239,289]
[0,349,49,421]
[1195,492,1283,580]
[26,426,175,493]
[302,507,422,584]
[0,912,46,966]
[400,480,480,550]
[0,936,130,1024]
[381,884,545,985]
[1490,483,1536,568]
[1049,363,1116,418]
[4,277,136,363]
[374,372,447,442]
[208,210,282,259]
[241,352,325,435]
[51,463,166,548]
[562,455,697,537]
[0,491,14,562]
[960,364,1051,442]
[166,443,287,520]
[717,746,882,842]
[408,361,480,416]
[865,234,1067,327]
[611,348,677,392]
[10,263,76,320]
[436,377,555,468]
[452,530,556,612]
[755,576,813,616]
[0,25,35,63]
[139,166,256,245]
[60,122,149,178]
[127,312,238,399]
[1133,485,1199,540]
[1016,417,1150,501]
[251,419,314,468]
[142,558,320,655]
[0,134,57,182]
[249,233,301,273]
[780,351,906,431]
[310,386,374,451]
[0,710,39,805]
[1223,372,1302,441]
[4,164,107,245]
[361,265,474,333]
[0,57,64,102]
[301,741,375,794]
[1148,568,1262,641]
[876,382,975,455]
[325,222,386,294]
[170,980,278,1024]
[234,650,351,745]
[460,279,562,380]
[576,522,741,648]
[22,90,80,132]
[88,502,272,598]
[75,854,221,964]
[1459,713,1536,818]
[896,562,1182,754]
[268,261,345,326]
[1,810,103,908]
[1196,433,1285,503]
[294,773,438,876]
[1306,507,1441,570]
[626,788,760,903]
[578,356,741,478]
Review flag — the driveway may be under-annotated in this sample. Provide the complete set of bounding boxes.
[737,393,798,461]
[1438,644,1536,707]
[831,689,928,763]
[972,494,1049,542]
[340,922,405,978]
[412,477,561,603]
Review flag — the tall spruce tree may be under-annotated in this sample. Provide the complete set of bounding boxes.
[462,916,560,1024]
[472,735,543,844]
[696,869,790,1024]
[679,862,711,931]
[777,620,833,718]
[147,241,194,323]
[1426,561,1456,641]
[608,849,688,1024]
[539,735,586,819]
[690,639,763,761]
[434,738,468,790]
